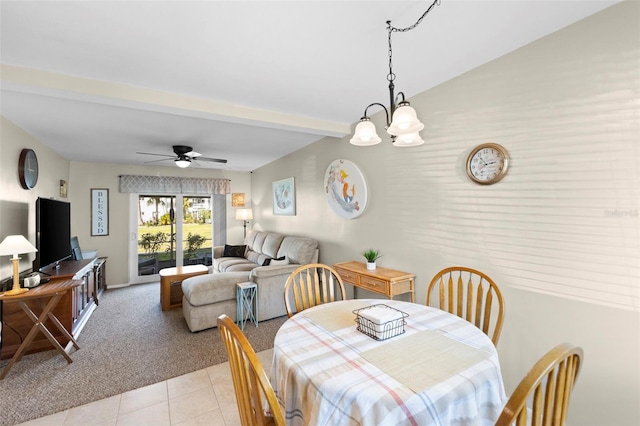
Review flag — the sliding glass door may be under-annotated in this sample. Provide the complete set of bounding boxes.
[130,194,215,283]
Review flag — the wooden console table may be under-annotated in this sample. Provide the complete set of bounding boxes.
[0,280,81,379]
[333,261,415,302]
[160,264,208,311]
[1,259,100,360]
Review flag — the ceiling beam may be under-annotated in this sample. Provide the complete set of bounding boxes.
[0,64,350,138]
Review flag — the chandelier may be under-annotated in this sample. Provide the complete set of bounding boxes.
[350,0,440,147]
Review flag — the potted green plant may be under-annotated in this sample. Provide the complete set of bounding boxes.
[362,249,381,270]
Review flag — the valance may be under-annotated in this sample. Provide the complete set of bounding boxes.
[119,175,230,195]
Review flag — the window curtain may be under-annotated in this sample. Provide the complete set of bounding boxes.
[119,175,230,195]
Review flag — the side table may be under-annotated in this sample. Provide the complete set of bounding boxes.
[0,280,81,380]
[159,265,208,311]
[333,261,415,302]
[236,281,258,331]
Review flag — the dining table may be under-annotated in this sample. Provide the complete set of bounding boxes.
[270,299,507,426]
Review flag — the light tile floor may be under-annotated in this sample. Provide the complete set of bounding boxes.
[17,349,274,426]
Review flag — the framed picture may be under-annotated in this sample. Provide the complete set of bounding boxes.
[59,180,67,198]
[272,177,295,215]
[91,188,109,236]
[324,159,368,219]
[232,193,245,207]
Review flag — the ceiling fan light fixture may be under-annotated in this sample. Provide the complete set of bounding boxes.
[175,157,191,168]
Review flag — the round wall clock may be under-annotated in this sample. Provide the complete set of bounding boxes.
[466,143,510,185]
[18,148,39,189]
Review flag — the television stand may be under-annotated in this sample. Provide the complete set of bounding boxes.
[1,258,104,360]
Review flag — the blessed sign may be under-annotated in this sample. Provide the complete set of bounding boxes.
[91,188,109,236]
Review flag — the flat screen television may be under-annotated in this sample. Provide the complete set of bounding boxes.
[34,197,72,272]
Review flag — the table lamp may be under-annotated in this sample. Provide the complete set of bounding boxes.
[0,235,38,296]
[235,208,253,238]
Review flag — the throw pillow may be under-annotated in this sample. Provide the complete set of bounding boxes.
[263,256,287,266]
[223,244,246,258]
[270,256,289,266]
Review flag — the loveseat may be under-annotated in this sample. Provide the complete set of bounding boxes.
[181,229,319,332]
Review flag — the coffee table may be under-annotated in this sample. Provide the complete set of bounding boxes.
[159,265,208,311]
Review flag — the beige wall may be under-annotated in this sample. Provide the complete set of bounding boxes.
[0,116,71,279]
[0,120,252,285]
[67,162,251,286]
[0,2,638,424]
[251,3,639,425]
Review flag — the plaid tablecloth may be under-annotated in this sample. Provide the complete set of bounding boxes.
[271,299,506,426]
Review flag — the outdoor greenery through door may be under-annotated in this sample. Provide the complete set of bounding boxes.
[137,195,214,277]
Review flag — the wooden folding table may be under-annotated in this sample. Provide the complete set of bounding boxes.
[0,280,80,379]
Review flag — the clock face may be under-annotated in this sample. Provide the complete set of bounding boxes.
[19,148,39,189]
[466,143,509,185]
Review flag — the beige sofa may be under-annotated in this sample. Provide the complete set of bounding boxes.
[181,230,319,332]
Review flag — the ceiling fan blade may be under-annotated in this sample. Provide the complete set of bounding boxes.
[137,152,174,158]
[186,151,202,157]
[197,156,228,164]
[143,158,173,164]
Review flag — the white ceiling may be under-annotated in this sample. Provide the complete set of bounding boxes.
[0,0,621,172]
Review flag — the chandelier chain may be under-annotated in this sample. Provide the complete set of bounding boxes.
[386,0,440,84]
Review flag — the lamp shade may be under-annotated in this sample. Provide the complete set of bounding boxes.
[0,235,37,258]
[387,104,424,136]
[175,158,191,168]
[350,119,382,146]
[392,131,425,147]
[235,208,253,221]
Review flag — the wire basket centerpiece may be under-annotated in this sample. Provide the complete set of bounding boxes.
[353,304,409,341]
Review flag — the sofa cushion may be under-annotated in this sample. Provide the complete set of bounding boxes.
[245,250,262,264]
[278,236,318,265]
[244,229,259,248]
[223,244,246,257]
[182,272,249,306]
[215,257,255,272]
[262,233,285,258]
[251,231,269,253]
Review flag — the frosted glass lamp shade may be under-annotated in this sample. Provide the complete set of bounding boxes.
[235,209,253,221]
[350,119,382,146]
[387,104,424,136]
[392,131,425,147]
[175,158,191,168]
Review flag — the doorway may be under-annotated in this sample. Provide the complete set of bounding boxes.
[130,194,214,283]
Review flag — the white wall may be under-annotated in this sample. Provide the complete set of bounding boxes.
[250,3,639,425]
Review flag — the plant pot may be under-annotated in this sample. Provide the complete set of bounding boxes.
[367,261,376,270]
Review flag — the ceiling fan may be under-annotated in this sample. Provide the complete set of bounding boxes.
[137,145,227,168]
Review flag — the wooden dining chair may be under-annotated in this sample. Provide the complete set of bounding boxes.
[217,314,285,426]
[495,343,583,426]
[283,263,346,318]
[426,266,505,345]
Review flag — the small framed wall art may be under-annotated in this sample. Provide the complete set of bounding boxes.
[324,159,368,219]
[91,188,109,236]
[232,193,246,207]
[272,177,295,215]
[59,180,68,198]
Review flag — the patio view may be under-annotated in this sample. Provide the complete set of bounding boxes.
[137,195,214,275]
